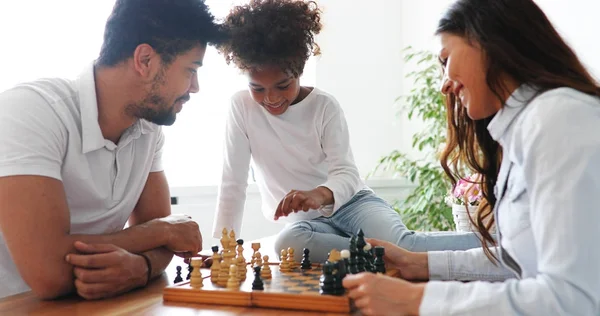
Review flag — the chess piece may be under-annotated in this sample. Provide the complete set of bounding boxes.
[300,248,312,270]
[226,264,240,290]
[254,251,263,268]
[220,228,230,254]
[174,265,183,283]
[339,249,350,280]
[237,256,247,281]
[218,249,231,287]
[287,247,296,270]
[186,261,193,280]
[251,265,264,290]
[279,249,291,272]
[211,246,221,284]
[236,239,245,263]
[363,243,375,272]
[356,229,367,272]
[190,258,203,289]
[319,262,335,295]
[228,229,237,251]
[261,255,272,279]
[373,246,386,274]
[348,236,359,274]
[251,242,261,266]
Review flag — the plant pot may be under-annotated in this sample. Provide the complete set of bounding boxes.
[451,204,496,234]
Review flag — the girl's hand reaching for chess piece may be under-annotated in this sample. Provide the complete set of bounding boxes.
[365,238,429,281]
[66,241,149,300]
[274,187,333,220]
[343,272,425,316]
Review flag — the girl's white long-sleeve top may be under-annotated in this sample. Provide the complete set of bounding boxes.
[212,88,366,238]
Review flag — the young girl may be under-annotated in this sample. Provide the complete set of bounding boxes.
[212,0,480,262]
[343,0,600,315]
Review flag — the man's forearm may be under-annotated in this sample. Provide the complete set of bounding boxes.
[69,219,167,254]
[141,247,174,282]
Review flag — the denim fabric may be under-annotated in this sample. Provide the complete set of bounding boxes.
[274,189,482,262]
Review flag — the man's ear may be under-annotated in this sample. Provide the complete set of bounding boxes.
[132,44,161,83]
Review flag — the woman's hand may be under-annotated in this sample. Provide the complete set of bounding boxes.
[366,238,429,281]
[344,272,425,316]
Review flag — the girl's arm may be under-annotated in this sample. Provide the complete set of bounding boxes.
[317,98,363,216]
[212,96,252,238]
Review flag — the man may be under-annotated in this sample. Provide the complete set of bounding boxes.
[0,0,225,300]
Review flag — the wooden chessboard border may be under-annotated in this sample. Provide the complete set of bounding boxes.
[163,263,352,313]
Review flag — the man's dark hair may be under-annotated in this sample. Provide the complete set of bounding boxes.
[97,0,225,66]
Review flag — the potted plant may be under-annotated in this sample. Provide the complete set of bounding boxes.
[371,47,453,231]
[445,174,495,233]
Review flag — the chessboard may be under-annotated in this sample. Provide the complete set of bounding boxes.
[163,263,352,313]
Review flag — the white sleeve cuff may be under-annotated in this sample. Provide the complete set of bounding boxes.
[428,251,451,280]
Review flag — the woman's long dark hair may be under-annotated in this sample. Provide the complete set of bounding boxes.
[437,0,600,262]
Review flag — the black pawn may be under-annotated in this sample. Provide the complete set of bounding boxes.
[337,256,348,280]
[186,262,193,280]
[319,262,335,295]
[301,248,312,270]
[373,246,386,274]
[348,236,359,274]
[174,265,183,283]
[237,238,244,246]
[252,265,264,290]
[212,245,219,253]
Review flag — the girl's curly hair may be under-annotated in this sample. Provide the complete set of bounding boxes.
[217,0,322,77]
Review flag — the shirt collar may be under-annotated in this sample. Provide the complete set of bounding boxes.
[77,62,158,154]
[78,62,105,154]
[487,84,540,143]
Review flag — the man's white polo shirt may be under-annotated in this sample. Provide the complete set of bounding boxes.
[0,63,165,298]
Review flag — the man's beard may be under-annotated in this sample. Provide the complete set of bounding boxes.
[130,93,178,126]
[126,72,186,126]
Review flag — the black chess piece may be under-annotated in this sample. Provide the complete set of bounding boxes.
[251,265,264,290]
[332,261,345,295]
[186,262,193,280]
[212,245,219,253]
[363,244,375,273]
[373,246,386,274]
[174,265,183,283]
[337,255,348,280]
[348,236,359,274]
[301,248,312,270]
[319,262,335,295]
[356,229,367,272]
[237,238,244,246]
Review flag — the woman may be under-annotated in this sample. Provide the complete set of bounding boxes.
[343,0,600,315]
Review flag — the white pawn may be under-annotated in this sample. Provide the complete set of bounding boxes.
[190,258,203,289]
[287,247,296,270]
[261,255,272,279]
[226,264,240,290]
[254,251,263,267]
[210,252,221,284]
[237,256,247,281]
[279,249,290,272]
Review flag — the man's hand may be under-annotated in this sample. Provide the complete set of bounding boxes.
[65,241,148,300]
[366,238,429,281]
[343,272,425,316]
[274,187,333,220]
[153,214,203,257]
